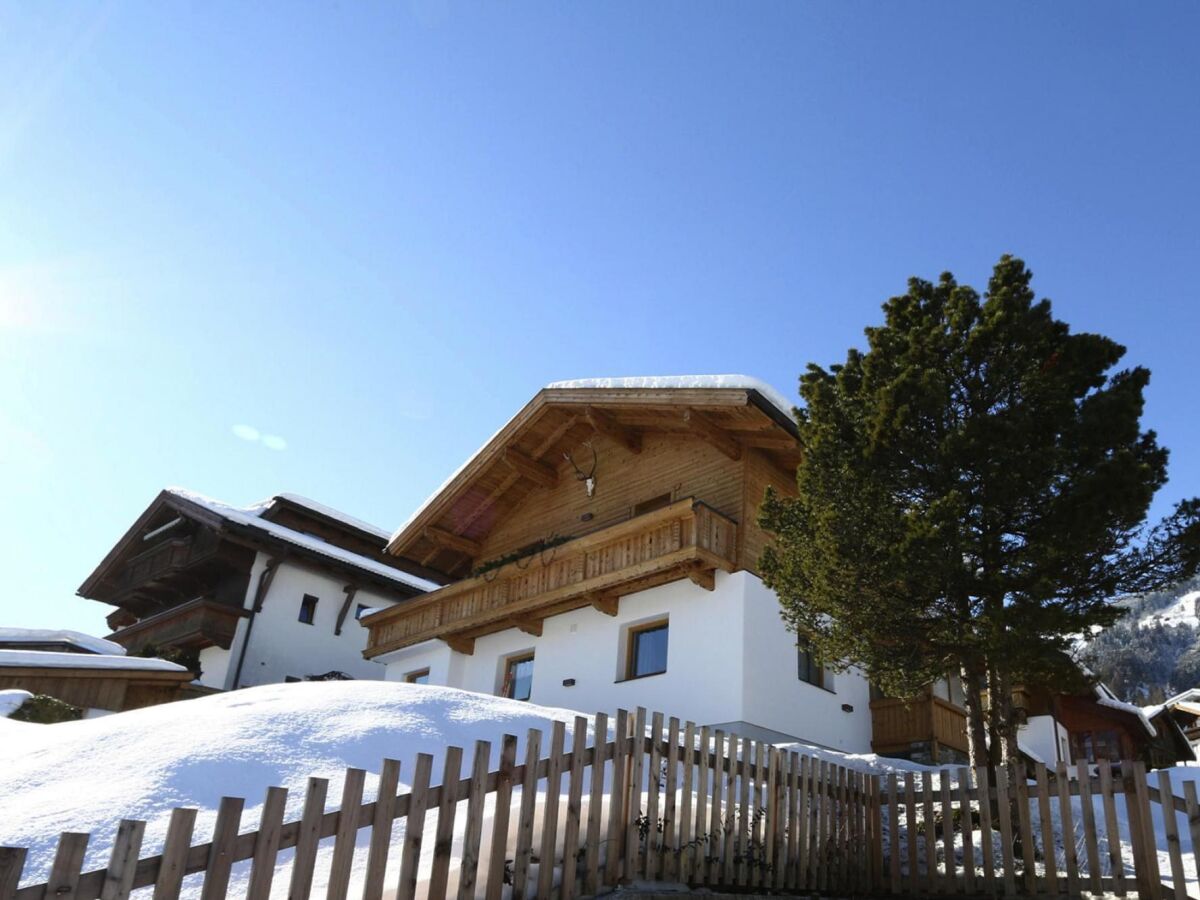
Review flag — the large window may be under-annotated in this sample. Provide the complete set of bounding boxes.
[797,637,825,688]
[502,653,535,701]
[627,620,669,680]
[298,594,318,625]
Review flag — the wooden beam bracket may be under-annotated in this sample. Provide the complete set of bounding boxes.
[589,593,620,617]
[515,618,544,637]
[585,406,642,454]
[685,564,716,592]
[501,447,558,489]
[443,634,476,655]
[682,408,742,460]
[423,526,482,558]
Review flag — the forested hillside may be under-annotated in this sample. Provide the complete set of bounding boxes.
[1081,577,1200,705]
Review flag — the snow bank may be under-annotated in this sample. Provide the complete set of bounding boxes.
[0,627,126,656]
[0,688,31,717]
[0,682,591,893]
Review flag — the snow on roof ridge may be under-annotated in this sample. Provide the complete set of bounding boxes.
[0,649,187,672]
[546,374,795,420]
[0,627,126,656]
[164,488,437,593]
[1094,683,1157,737]
[268,493,392,540]
[389,374,797,546]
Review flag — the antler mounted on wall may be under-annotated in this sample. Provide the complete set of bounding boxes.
[563,441,598,498]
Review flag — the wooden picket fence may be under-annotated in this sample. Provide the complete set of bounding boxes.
[2,706,1197,899]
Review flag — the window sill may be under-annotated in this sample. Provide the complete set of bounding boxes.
[615,670,667,684]
[798,679,836,695]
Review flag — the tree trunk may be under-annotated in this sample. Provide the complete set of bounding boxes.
[987,664,1022,778]
[960,660,989,769]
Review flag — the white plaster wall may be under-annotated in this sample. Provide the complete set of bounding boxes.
[739,573,874,752]
[1021,714,1070,765]
[231,554,401,687]
[378,570,873,749]
[197,646,232,690]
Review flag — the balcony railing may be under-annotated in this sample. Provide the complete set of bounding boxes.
[870,694,969,756]
[108,597,248,653]
[364,497,737,658]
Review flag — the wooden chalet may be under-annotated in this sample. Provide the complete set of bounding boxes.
[363,378,802,659]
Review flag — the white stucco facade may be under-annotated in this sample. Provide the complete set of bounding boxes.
[1019,713,1071,765]
[200,554,402,690]
[377,570,874,752]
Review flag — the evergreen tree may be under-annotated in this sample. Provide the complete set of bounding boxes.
[760,255,1200,772]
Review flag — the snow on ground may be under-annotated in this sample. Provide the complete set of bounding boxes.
[0,688,31,717]
[0,682,593,896]
[1144,590,1200,630]
[0,627,126,656]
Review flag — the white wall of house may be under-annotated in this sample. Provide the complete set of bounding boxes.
[218,554,402,689]
[379,570,875,751]
[1020,713,1070,765]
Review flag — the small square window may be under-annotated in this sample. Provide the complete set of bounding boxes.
[626,620,669,680]
[405,668,430,685]
[797,637,825,688]
[502,653,535,701]
[298,594,318,625]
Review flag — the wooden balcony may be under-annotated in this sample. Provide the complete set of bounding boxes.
[108,597,248,653]
[364,498,737,658]
[870,695,969,756]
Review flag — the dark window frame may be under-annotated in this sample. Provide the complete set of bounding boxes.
[502,652,535,701]
[797,638,826,689]
[298,594,319,625]
[405,668,431,685]
[626,619,669,680]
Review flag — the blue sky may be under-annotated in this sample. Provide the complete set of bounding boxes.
[2,2,1198,634]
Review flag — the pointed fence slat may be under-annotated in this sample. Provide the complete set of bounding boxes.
[1014,762,1037,895]
[1034,763,1057,895]
[1184,780,1200,900]
[456,741,490,900]
[660,717,680,881]
[1075,759,1102,896]
[602,710,628,887]
[1158,769,1187,900]
[904,773,919,894]
[0,848,26,900]
[1054,762,1080,898]
[939,770,954,893]
[327,767,365,900]
[583,714,607,896]
[245,786,287,900]
[787,752,803,892]
[643,712,664,881]
[993,766,1017,897]
[677,720,695,885]
[198,800,238,900]
[1130,761,1162,900]
[485,735,518,900]
[47,833,89,900]
[534,721,566,899]
[624,708,646,883]
[289,777,330,900]
[975,766,996,897]
[396,753,433,900]
[707,729,727,887]
[922,770,937,894]
[510,729,541,900]
[362,758,401,900]
[559,719,587,900]
[153,808,196,900]
[427,745,463,900]
[101,820,146,900]
[1098,760,1127,897]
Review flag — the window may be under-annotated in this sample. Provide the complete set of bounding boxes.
[298,594,318,625]
[797,638,825,688]
[355,604,370,620]
[501,653,535,701]
[633,493,673,517]
[1073,729,1122,763]
[627,620,669,679]
[405,668,430,685]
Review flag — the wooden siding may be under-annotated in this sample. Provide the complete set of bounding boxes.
[365,499,737,658]
[870,695,970,755]
[0,667,192,712]
[739,447,799,573]
[475,432,746,568]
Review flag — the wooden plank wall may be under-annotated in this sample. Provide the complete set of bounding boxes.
[3,708,1193,900]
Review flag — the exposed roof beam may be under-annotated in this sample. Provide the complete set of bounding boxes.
[423,526,481,558]
[458,472,521,534]
[586,406,642,454]
[502,447,558,489]
[682,408,742,460]
[734,433,799,450]
[444,634,475,655]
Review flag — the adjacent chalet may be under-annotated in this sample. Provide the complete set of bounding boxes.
[77,489,439,690]
[0,627,192,716]
[361,376,875,750]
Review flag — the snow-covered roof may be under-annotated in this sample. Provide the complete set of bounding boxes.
[260,494,392,541]
[1094,683,1157,736]
[0,627,126,656]
[166,488,438,593]
[0,649,187,672]
[389,374,796,547]
[545,375,795,421]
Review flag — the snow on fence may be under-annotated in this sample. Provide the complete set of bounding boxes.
[2,706,1197,899]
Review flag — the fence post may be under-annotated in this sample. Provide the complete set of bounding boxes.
[1127,760,1162,900]
[289,777,330,900]
[1097,760,1126,896]
[559,718,588,900]
[678,720,696,885]
[624,708,647,883]
[428,744,464,900]
[974,766,995,898]
[396,754,434,900]
[364,759,402,900]
[457,741,491,900]
[602,710,628,887]
[245,786,287,900]
[327,768,366,900]
[992,766,1016,897]
[485,735,518,900]
[102,819,147,900]
[0,847,26,900]
[1074,760,1102,896]
[46,833,89,900]
[1157,769,1187,900]
[584,713,608,895]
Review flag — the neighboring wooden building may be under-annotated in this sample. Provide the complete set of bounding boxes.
[77,489,439,691]
[363,376,876,750]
